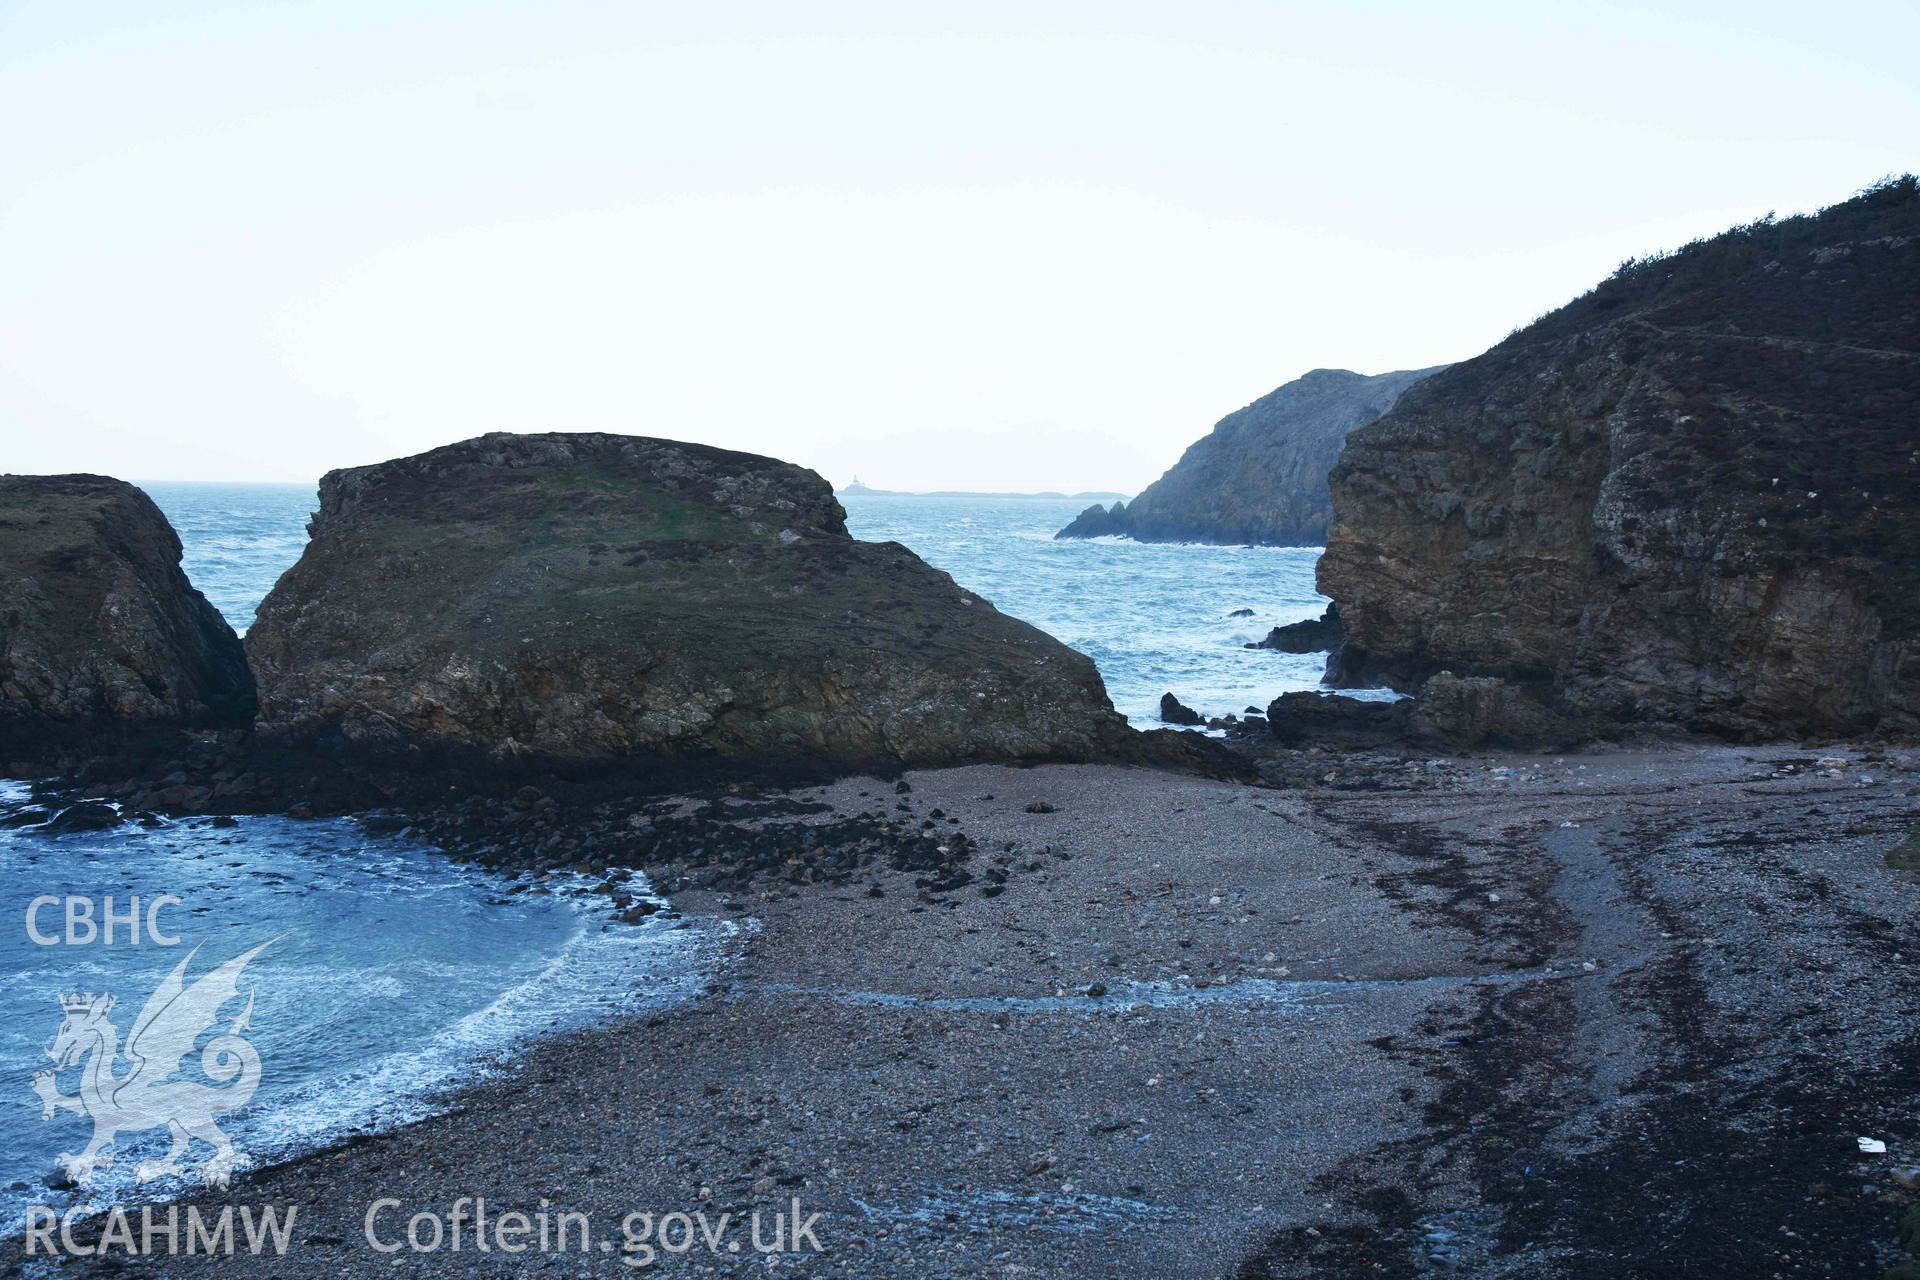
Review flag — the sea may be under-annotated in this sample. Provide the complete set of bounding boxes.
[0,481,1339,1224]
[147,483,1339,724]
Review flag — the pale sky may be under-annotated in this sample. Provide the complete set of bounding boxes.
[3,2,1915,491]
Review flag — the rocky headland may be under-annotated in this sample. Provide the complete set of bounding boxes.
[0,474,254,766]
[1056,365,1446,546]
[244,433,1146,782]
[1319,177,1920,742]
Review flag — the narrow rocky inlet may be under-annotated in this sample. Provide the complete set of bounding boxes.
[5,20,1916,1275]
[23,744,1913,1279]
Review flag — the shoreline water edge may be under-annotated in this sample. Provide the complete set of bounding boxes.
[6,746,1917,1276]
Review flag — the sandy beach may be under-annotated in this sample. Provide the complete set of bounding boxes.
[14,741,1916,1278]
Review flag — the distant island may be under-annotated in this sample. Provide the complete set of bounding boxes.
[838,477,1129,501]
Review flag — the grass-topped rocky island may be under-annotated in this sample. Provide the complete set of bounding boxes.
[242,432,1150,778]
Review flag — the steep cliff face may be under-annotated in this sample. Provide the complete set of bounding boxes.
[247,433,1135,775]
[1057,366,1446,545]
[1319,177,1920,740]
[0,475,255,757]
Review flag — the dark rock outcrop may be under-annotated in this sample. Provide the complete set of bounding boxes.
[1057,501,1129,539]
[1158,692,1205,726]
[1264,691,1413,748]
[1247,603,1344,653]
[1320,176,1920,740]
[42,801,124,834]
[1263,674,1582,752]
[1056,366,1446,545]
[1409,673,1585,751]
[246,433,1138,778]
[0,474,255,759]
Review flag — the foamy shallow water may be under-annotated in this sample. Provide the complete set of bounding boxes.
[0,783,724,1226]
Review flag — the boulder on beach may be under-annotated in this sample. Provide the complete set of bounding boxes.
[1264,691,1413,748]
[246,433,1136,777]
[1320,177,1920,740]
[1264,678,1581,752]
[0,474,255,759]
[1409,673,1585,751]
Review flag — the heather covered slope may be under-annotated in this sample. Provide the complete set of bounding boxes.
[246,433,1134,775]
[0,474,255,757]
[1056,365,1445,545]
[1319,176,1920,739]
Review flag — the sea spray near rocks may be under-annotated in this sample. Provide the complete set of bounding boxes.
[0,789,723,1230]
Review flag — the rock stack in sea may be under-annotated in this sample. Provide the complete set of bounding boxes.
[0,474,255,761]
[1247,603,1344,653]
[1056,366,1447,546]
[245,432,1142,778]
[1318,176,1920,741]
